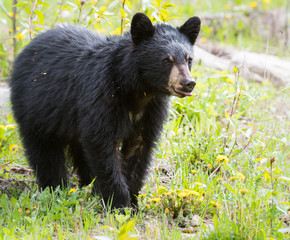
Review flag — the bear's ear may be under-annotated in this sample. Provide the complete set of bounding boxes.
[131,12,155,44]
[178,16,201,45]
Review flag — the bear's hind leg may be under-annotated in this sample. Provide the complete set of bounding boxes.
[23,134,67,190]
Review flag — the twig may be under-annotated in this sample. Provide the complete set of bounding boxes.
[120,0,126,34]
[223,70,241,152]
[12,0,17,59]
[0,159,16,168]
[28,0,38,40]
[281,29,290,54]
[208,165,221,179]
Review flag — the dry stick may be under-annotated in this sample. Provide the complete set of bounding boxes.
[28,0,38,40]
[120,0,126,34]
[223,71,240,152]
[0,159,16,168]
[76,2,84,24]
[281,29,290,54]
[208,165,221,179]
[12,0,17,59]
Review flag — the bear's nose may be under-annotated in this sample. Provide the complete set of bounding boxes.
[182,78,196,92]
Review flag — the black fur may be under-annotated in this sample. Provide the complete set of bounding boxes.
[10,13,200,210]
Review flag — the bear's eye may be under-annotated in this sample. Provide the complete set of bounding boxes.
[162,58,171,65]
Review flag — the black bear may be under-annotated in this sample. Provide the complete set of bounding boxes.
[10,13,200,210]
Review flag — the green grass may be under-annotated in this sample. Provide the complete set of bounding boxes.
[1,64,289,239]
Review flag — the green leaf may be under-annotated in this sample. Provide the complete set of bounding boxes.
[35,10,44,25]
[223,183,236,194]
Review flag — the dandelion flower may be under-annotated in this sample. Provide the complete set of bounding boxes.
[210,201,222,209]
[138,194,147,198]
[250,2,258,8]
[18,208,22,213]
[165,208,169,214]
[201,37,207,43]
[216,155,229,164]
[25,209,30,215]
[229,176,237,181]
[240,189,248,194]
[207,164,213,169]
[146,204,151,210]
[237,172,245,181]
[68,188,77,194]
[9,144,18,153]
[194,182,203,187]
[178,191,190,198]
[149,198,160,203]
[191,170,197,174]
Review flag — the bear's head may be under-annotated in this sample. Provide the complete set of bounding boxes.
[131,12,200,98]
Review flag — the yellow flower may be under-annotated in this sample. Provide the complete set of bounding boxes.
[54,222,59,229]
[191,170,197,174]
[240,189,248,194]
[164,208,169,214]
[226,78,234,84]
[19,208,22,213]
[250,2,257,8]
[149,198,161,203]
[216,155,229,164]
[15,34,25,40]
[7,125,16,129]
[9,144,18,153]
[194,182,202,187]
[138,194,147,198]
[217,177,222,181]
[146,204,151,210]
[0,125,6,130]
[68,188,77,194]
[229,176,237,181]
[188,190,200,196]
[237,172,245,181]
[225,14,231,20]
[178,191,190,198]
[178,189,200,198]
[25,209,30,215]
[164,190,176,196]
[210,201,222,209]
[201,37,207,43]
[207,164,213,169]
[9,12,13,17]
[99,6,107,12]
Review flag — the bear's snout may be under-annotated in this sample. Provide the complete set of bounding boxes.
[182,78,196,92]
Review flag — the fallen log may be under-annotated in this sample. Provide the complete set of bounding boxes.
[194,45,290,87]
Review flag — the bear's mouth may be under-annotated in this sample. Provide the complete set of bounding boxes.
[172,88,192,98]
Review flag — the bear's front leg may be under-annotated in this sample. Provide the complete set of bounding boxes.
[81,142,130,210]
[122,133,154,210]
